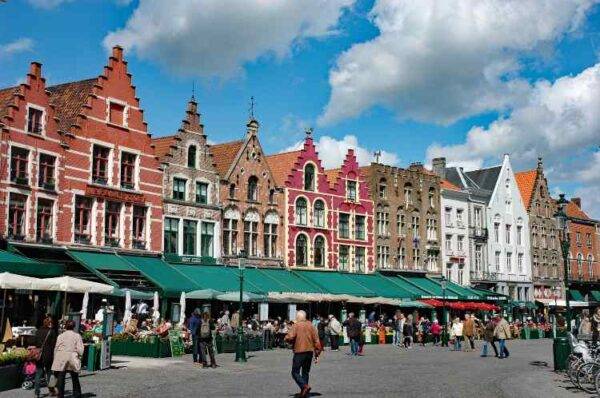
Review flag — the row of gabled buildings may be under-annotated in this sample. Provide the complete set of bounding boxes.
[1,48,598,304]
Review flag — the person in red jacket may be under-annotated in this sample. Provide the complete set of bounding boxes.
[285,310,322,398]
[431,320,442,346]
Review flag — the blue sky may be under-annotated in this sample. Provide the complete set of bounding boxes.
[1,0,599,215]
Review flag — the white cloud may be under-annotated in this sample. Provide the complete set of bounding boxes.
[573,186,600,219]
[0,38,34,57]
[579,151,600,183]
[284,134,399,169]
[104,0,354,77]
[319,0,598,126]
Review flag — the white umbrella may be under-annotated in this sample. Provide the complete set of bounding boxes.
[152,291,160,325]
[0,272,44,290]
[178,291,186,327]
[123,290,132,325]
[80,291,89,320]
[41,276,114,293]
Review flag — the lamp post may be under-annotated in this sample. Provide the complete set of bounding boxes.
[554,194,572,332]
[235,249,247,362]
[441,276,448,346]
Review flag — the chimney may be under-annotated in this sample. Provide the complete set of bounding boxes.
[29,62,42,78]
[432,157,446,178]
[572,197,582,209]
[112,45,124,61]
[182,97,203,133]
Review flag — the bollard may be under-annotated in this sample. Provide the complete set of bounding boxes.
[553,337,571,371]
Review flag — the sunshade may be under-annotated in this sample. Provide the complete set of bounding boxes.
[216,291,266,302]
[0,272,45,290]
[186,289,224,300]
[41,276,114,293]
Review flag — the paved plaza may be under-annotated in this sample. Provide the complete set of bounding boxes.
[1,339,578,398]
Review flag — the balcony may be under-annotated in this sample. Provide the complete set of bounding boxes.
[470,270,499,281]
[470,227,488,241]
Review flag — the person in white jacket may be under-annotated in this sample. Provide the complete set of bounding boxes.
[451,317,464,352]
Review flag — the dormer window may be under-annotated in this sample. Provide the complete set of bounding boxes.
[304,164,315,191]
[347,180,357,202]
[187,145,197,168]
[247,176,258,201]
[109,101,125,126]
[27,106,43,135]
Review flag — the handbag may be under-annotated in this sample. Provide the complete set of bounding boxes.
[68,352,82,372]
[29,330,51,362]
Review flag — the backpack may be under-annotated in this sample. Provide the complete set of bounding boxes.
[199,320,211,339]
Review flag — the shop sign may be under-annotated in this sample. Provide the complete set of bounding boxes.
[163,254,216,265]
[86,185,145,204]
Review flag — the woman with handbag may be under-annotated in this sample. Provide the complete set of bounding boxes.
[51,320,84,398]
[34,316,58,397]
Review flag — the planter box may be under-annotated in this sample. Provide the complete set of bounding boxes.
[0,364,22,392]
[110,339,171,358]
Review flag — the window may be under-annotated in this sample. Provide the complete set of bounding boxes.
[339,213,350,239]
[411,215,419,239]
[494,222,500,243]
[109,102,125,125]
[456,209,464,226]
[458,269,463,285]
[426,219,436,240]
[379,178,387,199]
[457,235,464,252]
[446,266,452,282]
[36,198,53,243]
[377,245,389,268]
[195,182,208,204]
[355,247,365,272]
[164,218,179,254]
[38,154,56,189]
[120,152,136,189]
[8,193,27,240]
[588,255,594,279]
[314,200,325,228]
[339,245,349,271]
[398,247,406,269]
[532,225,537,246]
[518,253,524,273]
[517,225,523,245]
[474,245,482,271]
[505,224,511,244]
[132,206,146,249]
[187,145,197,168]
[314,236,325,267]
[429,188,435,208]
[444,207,452,226]
[10,147,29,184]
[347,180,357,202]
[295,197,307,225]
[577,253,583,276]
[244,220,258,256]
[27,107,43,134]
[268,189,275,204]
[183,220,197,255]
[355,215,365,240]
[404,184,413,205]
[223,218,238,255]
[296,235,308,266]
[445,235,452,251]
[413,248,421,268]
[495,251,501,271]
[229,184,236,199]
[173,178,186,201]
[247,176,258,201]
[576,232,581,245]
[397,210,405,235]
[474,207,482,227]
[74,196,92,244]
[587,233,592,247]
[304,164,315,191]
[263,222,277,258]
[376,210,389,236]
[506,252,512,272]
[92,145,110,185]
[104,201,121,246]
[201,222,215,257]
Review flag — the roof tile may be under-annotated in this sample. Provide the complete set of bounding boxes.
[208,140,244,176]
[152,135,177,160]
[566,201,590,220]
[515,169,537,209]
[47,78,96,132]
[265,150,301,186]
[441,179,461,191]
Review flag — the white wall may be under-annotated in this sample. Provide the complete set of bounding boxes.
[441,191,470,286]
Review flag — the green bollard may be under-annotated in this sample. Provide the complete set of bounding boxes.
[553,337,571,371]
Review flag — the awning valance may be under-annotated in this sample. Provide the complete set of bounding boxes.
[0,249,63,277]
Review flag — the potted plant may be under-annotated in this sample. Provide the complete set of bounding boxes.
[0,348,28,391]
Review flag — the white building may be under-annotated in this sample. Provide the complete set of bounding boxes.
[440,181,471,286]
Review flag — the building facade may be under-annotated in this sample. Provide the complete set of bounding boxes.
[209,119,284,267]
[152,98,221,260]
[267,132,374,272]
[362,162,441,274]
[515,159,562,300]
[0,47,163,254]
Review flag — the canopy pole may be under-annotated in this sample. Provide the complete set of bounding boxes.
[0,289,6,340]
[62,291,67,320]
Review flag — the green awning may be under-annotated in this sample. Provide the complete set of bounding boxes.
[294,270,376,296]
[398,276,459,300]
[0,249,63,277]
[471,288,509,301]
[349,273,415,299]
[260,269,325,294]
[174,264,260,293]
[430,277,481,300]
[121,255,198,297]
[590,291,600,302]
[570,289,585,301]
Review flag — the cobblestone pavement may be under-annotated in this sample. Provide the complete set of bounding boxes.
[1,339,580,398]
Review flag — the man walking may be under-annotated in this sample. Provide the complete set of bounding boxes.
[463,314,475,352]
[343,313,362,356]
[494,315,511,359]
[328,315,341,351]
[189,309,202,365]
[480,318,499,357]
[198,312,217,368]
[285,310,322,398]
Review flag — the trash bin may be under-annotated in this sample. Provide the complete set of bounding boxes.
[553,337,571,371]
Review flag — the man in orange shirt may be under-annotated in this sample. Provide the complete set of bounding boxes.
[285,310,322,397]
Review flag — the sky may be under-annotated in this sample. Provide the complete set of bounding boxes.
[1,0,599,216]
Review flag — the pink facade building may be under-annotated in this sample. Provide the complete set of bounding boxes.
[267,132,374,273]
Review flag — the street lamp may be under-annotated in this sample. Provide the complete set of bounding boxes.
[235,249,247,362]
[554,194,572,333]
[440,276,448,346]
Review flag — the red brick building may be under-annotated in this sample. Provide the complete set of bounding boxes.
[566,198,599,285]
[266,131,375,272]
[0,47,163,254]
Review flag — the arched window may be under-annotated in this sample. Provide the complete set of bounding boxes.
[247,176,258,201]
[304,164,315,191]
[229,183,236,199]
[269,189,275,204]
[187,145,197,168]
[428,187,436,208]
[577,253,583,277]
[588,255,594,279]
[403,183,412,205]
[314,199,325,228]
[295,197,307,225]
[378,178,387,199]
[296,235,307,266]
[314,236,325,267]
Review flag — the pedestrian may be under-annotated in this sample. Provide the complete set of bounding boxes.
[230,310,240,329]
[189,308,202,365]
[451,317,463,351]
[198,312,217,368]
[34,316,57,398]
[328,315,342,351]
[285,310,322,398]
[396,313,405,347]
[317,316,327,349]
[402,319,413,349]
[463,314,475,351]
[430,320,441,346]
[343,313,362,356]
[52,320,84,398]
[494,315,511,359]
[480,318,499,357]
[579,312,592,338]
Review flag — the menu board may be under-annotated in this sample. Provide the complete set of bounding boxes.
[168,330,184,357]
